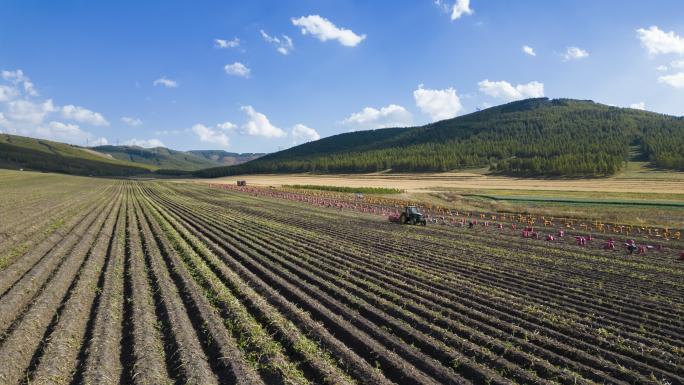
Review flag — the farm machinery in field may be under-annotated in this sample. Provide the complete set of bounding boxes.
[389,206,427,226]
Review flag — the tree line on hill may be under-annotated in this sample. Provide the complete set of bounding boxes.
[0,142,151,176]
[174,98,684,178]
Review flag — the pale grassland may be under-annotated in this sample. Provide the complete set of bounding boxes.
[182,164,684,228]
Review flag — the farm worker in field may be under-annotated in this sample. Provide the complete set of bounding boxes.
[628,244,638,254]
[469,221,474,229]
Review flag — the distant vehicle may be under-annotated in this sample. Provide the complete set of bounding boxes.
[355,193,364,199]
[237,180,247,186]
[19,168,23,171]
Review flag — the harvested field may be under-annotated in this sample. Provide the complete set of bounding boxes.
[184,170,684,194]
[1,171,683,384]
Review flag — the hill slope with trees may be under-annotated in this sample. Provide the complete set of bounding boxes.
[186,150,266,165]
[92,145,217,170]
[0,135,153,176]
[190,98,684,178]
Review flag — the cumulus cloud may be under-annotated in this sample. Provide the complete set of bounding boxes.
[215,38,240,49]
[4,99,59,125]
[240,106,286,137]
[260,30,293,54]
[291,124,320,142]
[188,123,231,146]
[224,62,250,77]
[0,70,104,145]
[0,85,20,102]
[122,117,142,126]
[338,105,414,130]
[561,47,588,61]
[435,0,474,19]
[61,105,110,126]
[153,77,179,88]
[34,121,90,142]
[2,69,38,96]
[123,138,166,148]
[413,85,464,122]
[291,15,365,47]
[93,137,108,146]
[451,0,474,20]
[23,81,38,96]
[671,59,684,69]
[658,72,684,88]
[637,26,684,56]
[217,122,237,130]
[523,46,536,56]
[630,102,645,110]
[2,70,28,84]
[655,65,668,71]
[478,79,544,102]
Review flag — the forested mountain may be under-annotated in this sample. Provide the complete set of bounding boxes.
[187,150,266,165]
[191,98,684,178]
[0,135,153,176]
[92,145,217,170]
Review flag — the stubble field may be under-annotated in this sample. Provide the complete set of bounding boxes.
[0,170,683,384]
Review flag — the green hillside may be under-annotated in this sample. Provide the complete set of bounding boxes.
[192,98,684,178]
[0,135,153,176]
[187,150,267,165]
[92,145,217,170]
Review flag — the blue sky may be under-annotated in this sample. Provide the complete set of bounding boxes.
[1,0,684,153]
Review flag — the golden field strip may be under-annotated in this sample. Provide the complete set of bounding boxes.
[191,170,684,195]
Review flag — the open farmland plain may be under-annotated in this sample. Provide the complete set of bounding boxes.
[1,171,683,384]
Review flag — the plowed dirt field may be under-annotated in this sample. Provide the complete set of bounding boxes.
[1,172,682,384]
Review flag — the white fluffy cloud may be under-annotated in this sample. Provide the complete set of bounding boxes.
[523,46,536,56]
[671,59,684,69]
[217,122,237,130]
[224,62,250,77]
[61,105,110,126]
[451,0,474,20]
[291,124,320,142]
[561,47,588,61]
[413,85,464,122]
[93,137,108,146]
[33,121,89,142]
[2,69,38,96]
[0,85,20,102]
[630,102,645,110]
[260,30,293,54]
[153,77,179,88]
[4,99,59,125]
[122,117,142,126]
[655,65,668,71]
[658,72,684,88]
[291,15,366,47]
[478,79,544,102]
[123,138,166,148]
[2,70,28,83]
[338,105,414,130]
[637,26,684,56]
[0,70,105,145]
[215,38,240,49]
[240,106,286,137]
[189,123,231,146]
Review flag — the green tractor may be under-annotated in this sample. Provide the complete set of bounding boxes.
[397,206,427,226]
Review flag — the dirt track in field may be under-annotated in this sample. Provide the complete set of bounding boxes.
[1,171,683,384]
[185,172,684,194]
